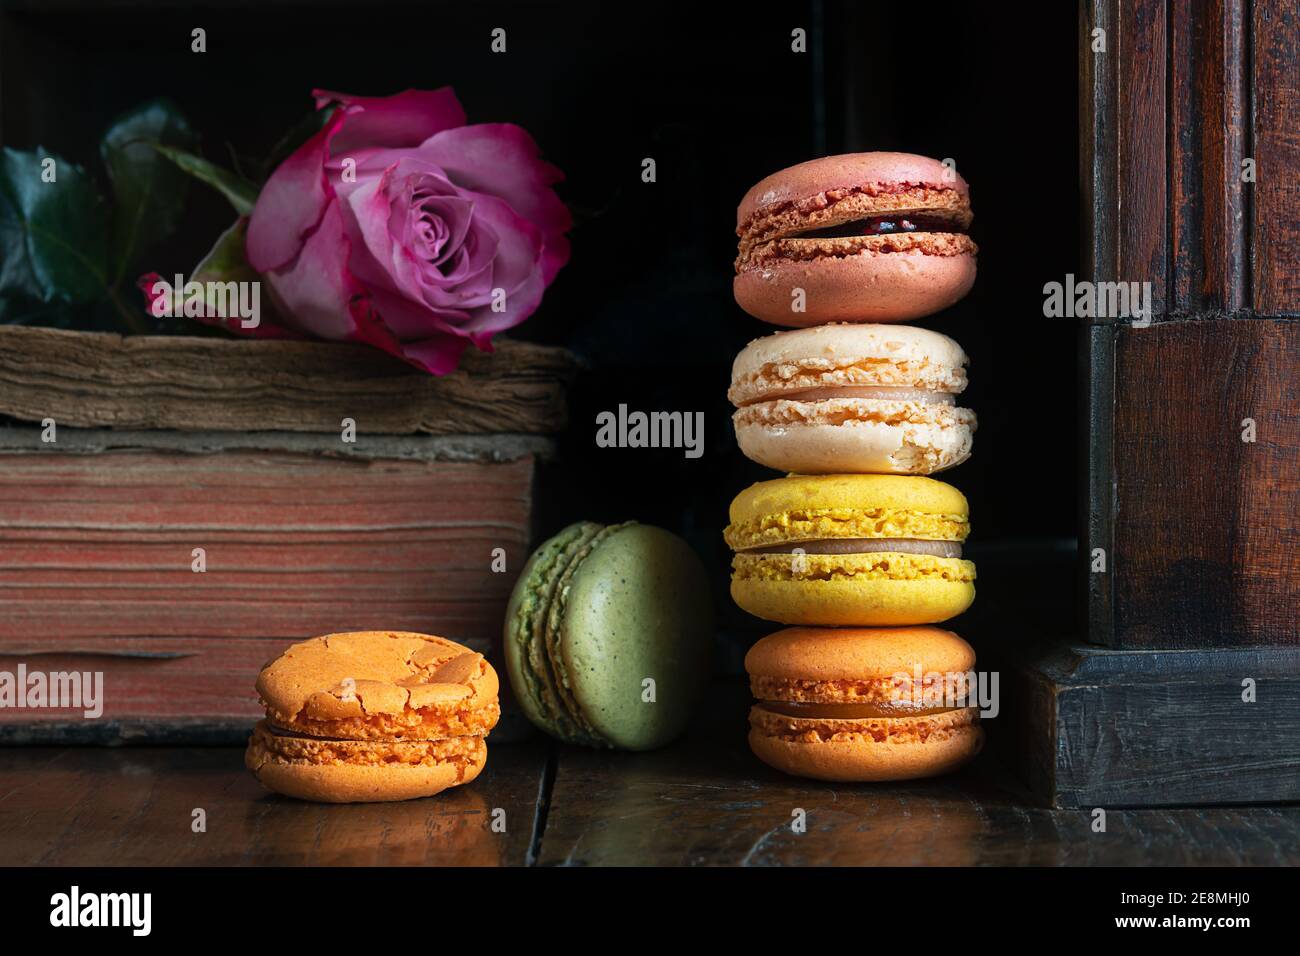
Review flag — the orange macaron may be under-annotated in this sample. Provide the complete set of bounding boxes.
[245,631,499,803]
[744,626,983,782]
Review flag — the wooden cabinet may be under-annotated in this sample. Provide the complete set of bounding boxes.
[995,2,1300,807]
[1082,0,1300,649]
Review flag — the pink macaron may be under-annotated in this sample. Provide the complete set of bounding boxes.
[734,153,977,327]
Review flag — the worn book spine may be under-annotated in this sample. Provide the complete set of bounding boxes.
[0,440,541,741]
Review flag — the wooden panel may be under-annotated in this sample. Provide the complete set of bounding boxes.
[1112,320,1300,645]
[0,449,536,731]
[0,743,548,865]
[1082,0,1169,306]
[1080,0,1115,285]
[1085,1,1300,648]
[1252,0,1300,312]
[1171,0,1247,311]
[1079,2,1118,644]
[0,326,576,435]
[1081,0,1167,646]
[1117,0,1169,312]
[1080,326,1115,645]
[991,639,1300,807]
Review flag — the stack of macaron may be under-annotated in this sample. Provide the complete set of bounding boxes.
[725,152,983,782]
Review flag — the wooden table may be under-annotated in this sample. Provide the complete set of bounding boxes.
[2,682,1296,866]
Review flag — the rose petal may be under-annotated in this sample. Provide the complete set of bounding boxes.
[262,200,372,339]
[314,87,467,154]
[340,164,412,296]
[397,333,472,376]
[247,108,349,273]
[247,91,569,378]
[417,123,572,282]
[461,265,545,340]
[454,192,543,305]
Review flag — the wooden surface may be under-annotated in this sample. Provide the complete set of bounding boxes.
[1086,0,1299,315]
[991,638,1300,807]
[0,445,536,735]
[1,682,1297,866]
[1113,320,1300,645]
[1079,0,1170,314]
[0,741,547,866]
[1116,0,1168,315]
[1082,1,1300,648]
[1252,0,1300,313]
[0,326,577,435]
[1171,0,1246,312]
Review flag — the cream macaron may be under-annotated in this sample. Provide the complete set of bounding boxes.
[729,323,976,475]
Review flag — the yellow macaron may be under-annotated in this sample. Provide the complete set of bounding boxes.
[723,474,975,626]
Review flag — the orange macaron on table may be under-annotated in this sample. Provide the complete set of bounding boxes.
[245,631,500,803]
[726,152,982,783]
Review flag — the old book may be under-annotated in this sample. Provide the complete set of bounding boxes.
[0,329,573,741]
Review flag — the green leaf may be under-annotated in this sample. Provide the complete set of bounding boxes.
[151,145,259,215]
[0,294,79,327]
[0,147,111,305]
[101,98,198,282]
[150,217,276,326]
[192,217,260,287]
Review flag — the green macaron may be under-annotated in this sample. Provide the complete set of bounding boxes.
[504,521,714,750]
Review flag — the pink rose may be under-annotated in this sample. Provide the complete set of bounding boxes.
[245,87,570,374]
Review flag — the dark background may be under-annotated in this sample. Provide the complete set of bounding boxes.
[1,0,1079,664]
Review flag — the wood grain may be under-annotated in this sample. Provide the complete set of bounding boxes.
[1113,319,1300,646]
[991,638,1300,807]
[1080,0,1115,292]
[1117,0,1168,314]
[0,450,536,731]
[536,682,1300,863]
[0,743,548,865]
[0,326,577,435]
[1251,0,1300,313]
[1082,0,1169,311]
[2,690,1297,865]
[1171,0,1247,311]
[1079,2,1118,644]
[1084,0,1300,648]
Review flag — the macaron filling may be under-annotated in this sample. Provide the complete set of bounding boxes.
[743,538,962,558]
[757,700,966,719]
[794,214,960,240]
[750,669,975,707]
[749,703,979,744]
[724,507,969,552]
[732,550,977,585]
[248,721,485,771]
[737,182,973,252]
[737,185,975,269]
[739,384,957,405]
